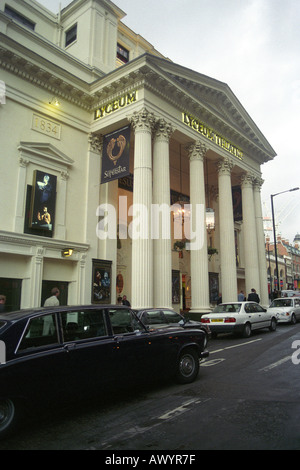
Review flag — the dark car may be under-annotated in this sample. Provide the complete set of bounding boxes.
[0,305,209,438]
[135,308,211,347]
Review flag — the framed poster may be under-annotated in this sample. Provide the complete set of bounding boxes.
[30,170,57,234]
[92,259,112,304]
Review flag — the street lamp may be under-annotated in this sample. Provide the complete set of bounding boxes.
[271,187,299,293]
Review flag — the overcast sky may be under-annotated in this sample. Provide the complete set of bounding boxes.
[39,0,300,243]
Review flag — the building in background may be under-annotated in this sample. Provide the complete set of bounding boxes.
[0,0,276,313]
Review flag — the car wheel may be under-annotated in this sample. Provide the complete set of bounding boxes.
[243,323,252,338]
[176,349,199,384]
[291,314,297,325]
[0,398,17,439]
[269,318,277,332]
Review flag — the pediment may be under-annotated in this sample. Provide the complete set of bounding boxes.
[18,142,74,169]
[142,55,277,163]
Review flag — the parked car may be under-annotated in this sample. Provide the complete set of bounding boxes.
[135,308,211,347]
[281,290,300,298]
[0,305,209,439]
[201,302,277,338]
[267,297,300,324]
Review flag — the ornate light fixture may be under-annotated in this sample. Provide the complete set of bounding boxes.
[49,97,60,107]
[206,207,215,233]
[62,248,73,257]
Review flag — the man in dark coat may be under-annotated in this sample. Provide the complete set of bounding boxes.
[247,288,260,303]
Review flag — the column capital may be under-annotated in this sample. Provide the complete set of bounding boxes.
[88,133,103,153]
[186,141,208,161]
[130,107,156,133]
[216,157,234,175]
[240,172,255,188]
[253,176,264,190]
[154,118,174,141]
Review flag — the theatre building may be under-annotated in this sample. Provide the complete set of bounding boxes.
[0,0,276,313]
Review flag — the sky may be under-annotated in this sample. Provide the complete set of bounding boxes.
[39,0,300,243]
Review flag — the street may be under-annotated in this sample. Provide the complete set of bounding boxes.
[1,323,300,451]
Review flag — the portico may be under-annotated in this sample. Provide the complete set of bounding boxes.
[91,54,275,312]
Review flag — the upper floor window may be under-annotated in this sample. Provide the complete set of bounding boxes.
[4,5,35,30]
[117,43,129,67]
[65,24,77,47]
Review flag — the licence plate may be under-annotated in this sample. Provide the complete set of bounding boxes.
[211,318,223,322]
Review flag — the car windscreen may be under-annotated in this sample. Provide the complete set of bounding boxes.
[212,304,241,313]
[270,299,292,307]
[162,310,181,324]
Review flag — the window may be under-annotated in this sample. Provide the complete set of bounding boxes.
[18,314,59,351]
[141,309,165,325]
[61,309,107,342]
[162,310,181,324]
[4,5,35,30]
[109,309,143,335]
[117,43,129,66]
[65,24,77,47]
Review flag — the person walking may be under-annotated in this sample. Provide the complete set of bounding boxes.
[122,295,131,307]
[44,287,60,307]
[238,290,245,301]
[247,288,260,303]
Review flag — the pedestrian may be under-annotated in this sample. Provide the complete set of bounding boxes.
[117,296,123,305]
[238,290,245,301]
[0,295,6,312]
[122,295,131,307]
[247,288,260,304]
[217,293,222,305]
[44,287,60,307]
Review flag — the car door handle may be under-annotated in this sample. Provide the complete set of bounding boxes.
[64,343,76,352]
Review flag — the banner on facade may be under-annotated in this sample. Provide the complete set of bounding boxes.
[101,125,130,184]
[30,170,57,234]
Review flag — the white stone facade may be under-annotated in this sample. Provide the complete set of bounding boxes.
[0,0,276,312]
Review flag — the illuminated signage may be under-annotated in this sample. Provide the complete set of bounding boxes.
[182,112,243,160]
[94,91,138,120]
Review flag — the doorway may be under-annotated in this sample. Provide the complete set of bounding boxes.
[41,280,69,306]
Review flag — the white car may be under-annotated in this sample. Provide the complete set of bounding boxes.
[201,302,277,338]
[267,297,300,324]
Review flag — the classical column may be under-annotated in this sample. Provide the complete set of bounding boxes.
[14,157,29,232]
[217,158,237,302]
[30,246,44,307]
[254,177,269,306]
[153,119,174,308]
[241,172,260,297]
[187,141,210,316]
[130,108,156,308]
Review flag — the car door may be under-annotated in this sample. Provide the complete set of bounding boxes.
[58,308,116,398]
[254,303,271,328]
[10,313,67,403]
[294,299,300,321]
[244,303,261,330]
[107,308,168,380]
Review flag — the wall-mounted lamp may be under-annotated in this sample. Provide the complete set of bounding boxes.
[62,248,73,258]
[49,97,60,107]
[206,208,215,233]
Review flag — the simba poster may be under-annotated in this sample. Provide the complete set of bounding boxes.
[101,125,130,184]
